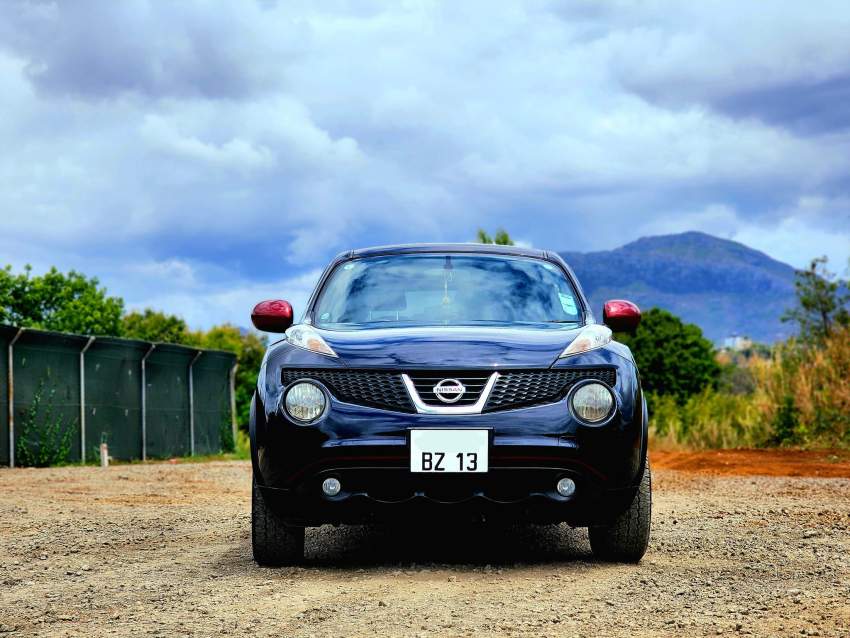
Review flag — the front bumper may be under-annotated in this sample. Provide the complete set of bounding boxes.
[258,460,640,526]
[253,405,646,526]
[252,347,647,527]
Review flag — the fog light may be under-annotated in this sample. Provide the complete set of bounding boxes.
[556,477,576,497]
[322,477,341,497]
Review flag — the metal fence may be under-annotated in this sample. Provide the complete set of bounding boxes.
[0,325,238,466]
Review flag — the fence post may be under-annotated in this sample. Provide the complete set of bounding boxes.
[140,344,156,461]
[188,350,202,456]
[229,362,239,447]
[79,336,95,463]
[7,328,24,468]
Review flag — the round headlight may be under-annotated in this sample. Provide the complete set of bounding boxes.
[571,382,614,423]
[284,382,326,423]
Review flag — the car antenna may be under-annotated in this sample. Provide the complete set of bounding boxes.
[442,255,453,305]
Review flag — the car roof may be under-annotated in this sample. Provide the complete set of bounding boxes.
[343,242,549,260]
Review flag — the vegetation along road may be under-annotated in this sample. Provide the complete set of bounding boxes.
[1,454,848,637]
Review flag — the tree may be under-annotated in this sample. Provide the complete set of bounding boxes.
[476,228,515,245]
[122,309,191,343]
[617,307,720,404]
[0,263,265,430]
[0,265,124,335]
[782,256,849,343]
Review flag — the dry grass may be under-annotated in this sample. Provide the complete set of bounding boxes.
[648,389,769,450]
[651,326,850,450]
[751,326,850,447]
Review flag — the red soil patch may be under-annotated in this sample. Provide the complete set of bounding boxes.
[651,448,850,478]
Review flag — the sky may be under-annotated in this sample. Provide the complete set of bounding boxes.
[1,0,849,328]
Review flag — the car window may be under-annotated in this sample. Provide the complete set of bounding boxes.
[312,254,582,329]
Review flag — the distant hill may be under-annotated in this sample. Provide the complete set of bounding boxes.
[560,231,797,343]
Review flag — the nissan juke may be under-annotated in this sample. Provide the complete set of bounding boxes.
[249,243,650,565]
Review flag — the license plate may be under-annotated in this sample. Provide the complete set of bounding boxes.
[410,429,488,473]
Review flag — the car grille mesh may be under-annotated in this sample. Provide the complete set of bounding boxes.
[483,368,616,412]
[281,368,615,413]
[281,369,415,413]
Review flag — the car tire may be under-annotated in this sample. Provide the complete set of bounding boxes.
[252,477,305,566]
[588,460,651,563]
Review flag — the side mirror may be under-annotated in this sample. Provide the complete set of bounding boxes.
[251,300,293,333]
[603,299,641,333]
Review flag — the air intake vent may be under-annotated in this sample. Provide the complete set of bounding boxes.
[484,368,616,412]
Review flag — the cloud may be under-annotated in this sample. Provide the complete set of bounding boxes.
[141,115,276,172]
[0,0,293,99]
[124,266,323,329]
[0,0,848,328]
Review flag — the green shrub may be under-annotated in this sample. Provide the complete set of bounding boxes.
[16,379,76,467]
[770,395,800,445]
[234,428,251,460]
[219,419,235,454]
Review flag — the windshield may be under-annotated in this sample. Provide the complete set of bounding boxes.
[312,254,583,330]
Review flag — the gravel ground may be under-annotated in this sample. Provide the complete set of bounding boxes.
[0,458,848,637]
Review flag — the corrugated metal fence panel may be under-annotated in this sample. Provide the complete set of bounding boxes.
[0,326,12,465]
[145,344,194,459]
[85,338,148,461]
[13,330,87,463]
[192,351,235,455]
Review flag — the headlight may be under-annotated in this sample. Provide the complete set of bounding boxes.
[570,382,614,423]
[284,382,327,423]
[285,325,338,358]
[559,324,612,358]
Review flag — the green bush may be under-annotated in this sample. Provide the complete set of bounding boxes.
[16,379,76,467]
[234,428,251,460]
[771,395,801,446]
[219,419,235,454]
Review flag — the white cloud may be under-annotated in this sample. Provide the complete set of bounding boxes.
[731,196,850,270]
[600,1,850,103]
[128,268,323,330]
[0,0,848,327]
[126,258,200,289]
[141,115,276,172]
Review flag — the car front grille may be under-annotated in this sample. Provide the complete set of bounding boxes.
[281,369,415,413]
[281,367,615,414]
[406,371,493,407]
[483,368,616,412]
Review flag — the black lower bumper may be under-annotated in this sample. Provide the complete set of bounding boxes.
[258,465,638,527]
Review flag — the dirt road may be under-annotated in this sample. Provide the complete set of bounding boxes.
[1,452,848,637]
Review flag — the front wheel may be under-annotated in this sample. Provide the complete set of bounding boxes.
[252,478,305,566]
[589,461,651,563]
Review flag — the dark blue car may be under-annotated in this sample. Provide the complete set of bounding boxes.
[249,243,650,564]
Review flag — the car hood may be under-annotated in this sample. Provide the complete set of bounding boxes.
[318,325,583,368]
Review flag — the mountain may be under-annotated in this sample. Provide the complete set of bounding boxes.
[559,231,797,343]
